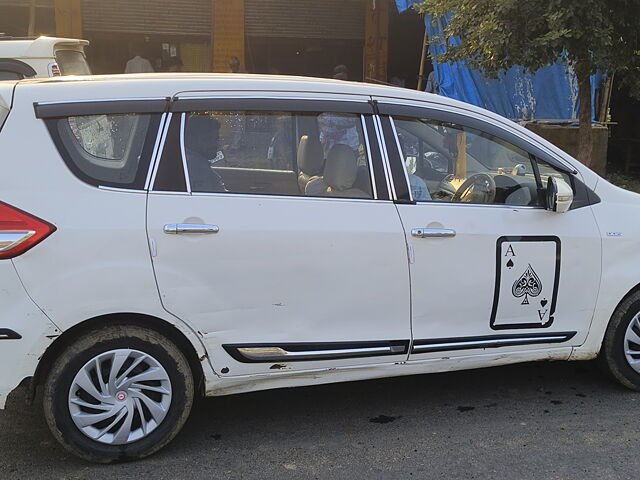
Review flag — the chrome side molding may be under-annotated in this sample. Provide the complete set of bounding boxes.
[223,333,576,364]
[224,341,410,363]
[411,331,577,354]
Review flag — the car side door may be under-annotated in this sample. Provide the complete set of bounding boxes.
[373,99,602,359]
[146,95,412,377]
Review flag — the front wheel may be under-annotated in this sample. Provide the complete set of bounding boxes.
[599,291,640,390]
[43,325,194,463]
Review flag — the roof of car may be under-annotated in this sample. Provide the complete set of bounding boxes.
[17,72,473,111]
[0,36,88,59]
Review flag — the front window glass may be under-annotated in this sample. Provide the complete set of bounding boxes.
[183,111,373,199]
[537,158,573,187]
[394,117,540,206]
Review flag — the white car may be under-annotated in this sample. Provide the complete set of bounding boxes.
[0,74,638,462]
[0,36,90,80]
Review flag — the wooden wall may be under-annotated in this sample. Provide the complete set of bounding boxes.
[363,0,389,83]
[54,0,82,38]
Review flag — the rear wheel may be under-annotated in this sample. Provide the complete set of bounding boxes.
[43,325,194,463]
[600,291,640,390]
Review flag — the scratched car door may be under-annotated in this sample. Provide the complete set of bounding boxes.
[146,94,413,376]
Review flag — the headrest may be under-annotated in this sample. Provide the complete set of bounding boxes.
[324,144,357,191]
[493,174,532,205]
[297,135,324,176]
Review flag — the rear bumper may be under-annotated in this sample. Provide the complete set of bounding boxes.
[0,261,60,409]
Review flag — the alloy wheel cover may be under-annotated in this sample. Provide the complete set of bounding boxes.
[624,312,640,374]
[68,348,172,445]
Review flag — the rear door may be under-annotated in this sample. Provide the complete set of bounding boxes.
[146,94,412,376]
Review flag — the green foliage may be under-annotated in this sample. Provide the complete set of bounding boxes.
[416,0,640,98]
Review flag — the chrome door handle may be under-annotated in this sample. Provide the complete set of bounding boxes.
[411,228,456,238]
[163,224,219,234]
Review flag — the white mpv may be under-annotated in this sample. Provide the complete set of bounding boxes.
[0,74,638,462]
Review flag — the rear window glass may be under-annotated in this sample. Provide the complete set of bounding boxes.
[55,50,91,75]
[0,71,22,81]
[53,113,156,188]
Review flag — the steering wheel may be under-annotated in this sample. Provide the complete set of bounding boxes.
[451,173,497,204]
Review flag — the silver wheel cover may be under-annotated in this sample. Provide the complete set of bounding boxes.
[68,349,172,445]
[624,313,640,374]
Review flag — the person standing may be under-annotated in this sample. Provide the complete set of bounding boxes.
[425,70,440,94]
[229,56,245,73]
[124,44,154,74]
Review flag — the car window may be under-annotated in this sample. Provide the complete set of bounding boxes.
[393,116,540,206]
[536,158,573,187]
[55,50,91,75]
[0,71,22,80]
[181,110,373,199]
[55,113,153,187]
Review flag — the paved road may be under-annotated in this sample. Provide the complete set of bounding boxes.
[1,360,639,479]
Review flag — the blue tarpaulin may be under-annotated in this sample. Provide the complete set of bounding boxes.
[395,1,604,121]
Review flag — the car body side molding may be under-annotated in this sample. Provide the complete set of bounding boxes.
[411,331,577,354]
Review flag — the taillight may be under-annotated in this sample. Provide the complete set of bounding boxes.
[0,202,56,260]
[48,62,61,77]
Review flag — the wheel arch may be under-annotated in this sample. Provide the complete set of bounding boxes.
[600,282,640,348]
[31,312,207,399]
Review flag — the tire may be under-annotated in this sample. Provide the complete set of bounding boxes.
[599,291,640,391]
[43,324,194,463]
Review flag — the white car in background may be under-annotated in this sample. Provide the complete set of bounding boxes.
[0,35,90,80]
[0,73,639,463]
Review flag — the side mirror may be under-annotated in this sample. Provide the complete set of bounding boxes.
[546,176,573,213]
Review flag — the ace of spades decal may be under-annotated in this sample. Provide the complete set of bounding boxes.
[512,264,542,305]
[490,236,561,330]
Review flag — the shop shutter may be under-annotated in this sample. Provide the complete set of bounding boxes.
[0,0,53,6]
[245,0,365,40]
[82,0,211,36]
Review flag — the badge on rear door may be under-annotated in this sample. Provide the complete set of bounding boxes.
[490,236,561,330]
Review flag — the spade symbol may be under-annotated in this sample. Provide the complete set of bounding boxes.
[540,298,548,307]
[506,259,514,269]
[512,264,543,305]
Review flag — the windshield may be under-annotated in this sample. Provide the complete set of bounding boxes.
[55,50,91,75]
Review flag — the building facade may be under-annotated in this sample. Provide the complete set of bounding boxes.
[1,0,423,84]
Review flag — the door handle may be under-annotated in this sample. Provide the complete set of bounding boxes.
[163,224,219,234]
[411,228,456,238]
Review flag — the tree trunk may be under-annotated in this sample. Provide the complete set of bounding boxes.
[576,68,593,167]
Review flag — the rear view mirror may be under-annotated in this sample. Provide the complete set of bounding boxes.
[546,176,573,213]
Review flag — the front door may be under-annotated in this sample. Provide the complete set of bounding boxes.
[146,96,411,376]
[374,102,601,359]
